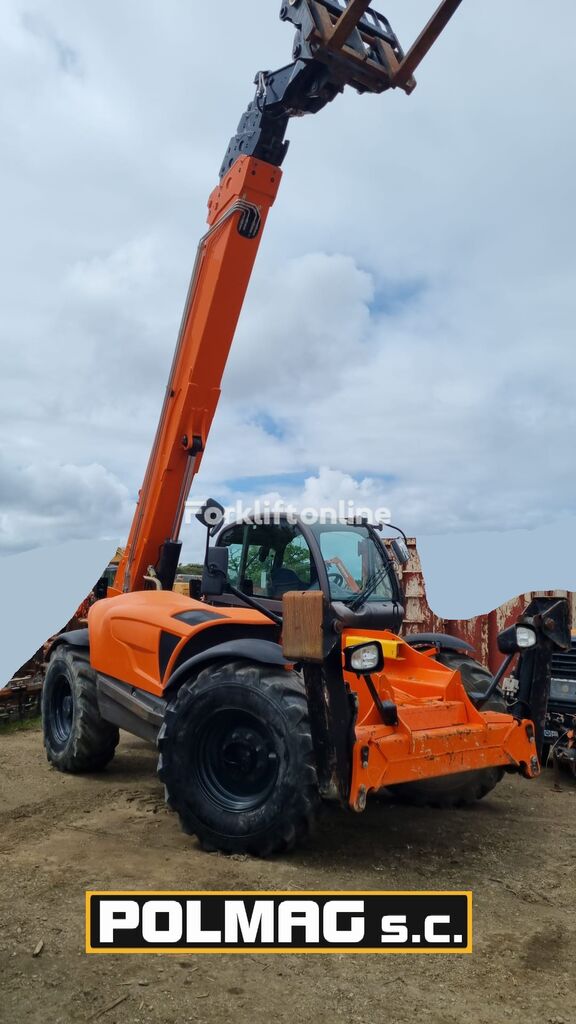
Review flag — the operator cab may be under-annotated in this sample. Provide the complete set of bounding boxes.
[208,516,405,633]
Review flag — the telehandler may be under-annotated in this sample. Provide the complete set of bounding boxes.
[42,0,570,855]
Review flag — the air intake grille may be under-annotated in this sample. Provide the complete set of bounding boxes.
[551,641,576,682]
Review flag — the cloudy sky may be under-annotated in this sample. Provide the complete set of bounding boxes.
[1,0,575,564]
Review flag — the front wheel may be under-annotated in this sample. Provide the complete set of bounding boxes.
[42,645,119,772]
[388,651,505,808]
[158,661,320,856]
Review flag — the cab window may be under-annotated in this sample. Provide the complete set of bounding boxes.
[309,523,394,603]
[219,524,314,599]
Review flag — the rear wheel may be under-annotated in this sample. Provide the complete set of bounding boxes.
[388,651,505,808]
[158,660,320,856]
[42,646,119,772]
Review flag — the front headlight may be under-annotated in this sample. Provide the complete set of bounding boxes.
[349,643,382,673]
[351,644,381,672]
[516,626,537,649]
[498,621,539,654]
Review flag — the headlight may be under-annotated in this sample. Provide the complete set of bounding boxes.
[347,642,384,673]
[351,645,380,671]
[498,622,539,654]
[516,626,537,649]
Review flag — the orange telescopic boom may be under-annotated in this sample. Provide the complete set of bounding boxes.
[112,0,462,596]
[112,160,282,595]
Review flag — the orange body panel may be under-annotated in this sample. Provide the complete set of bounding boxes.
[113,157,282,595]
[88,597,539,806]
[88,592,274,698]
[339,629,540,809]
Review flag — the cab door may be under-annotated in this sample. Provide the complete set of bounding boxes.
[213,522,316,614]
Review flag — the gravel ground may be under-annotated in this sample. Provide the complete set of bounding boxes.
[1,726,575,1024]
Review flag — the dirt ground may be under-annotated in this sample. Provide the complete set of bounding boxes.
[1,726,575,1024]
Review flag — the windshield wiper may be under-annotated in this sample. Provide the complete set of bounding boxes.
[348,563,391,612]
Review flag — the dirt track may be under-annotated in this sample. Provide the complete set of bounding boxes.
[1,726,575,1024]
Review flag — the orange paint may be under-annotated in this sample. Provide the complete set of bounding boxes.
[112,157,282,595]
[339,629,539,807]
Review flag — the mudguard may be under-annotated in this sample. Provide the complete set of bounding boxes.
[405,632,476,655]
[50,629,90,651]
[164,639,290,697]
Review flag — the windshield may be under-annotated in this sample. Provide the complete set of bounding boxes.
[308,524,395,604]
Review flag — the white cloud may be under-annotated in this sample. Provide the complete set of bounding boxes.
[66,237,156,300]
[0,453,131,553]
[1,0,575,564]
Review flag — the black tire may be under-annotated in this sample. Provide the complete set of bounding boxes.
[388,651,505,808]
[42,645,119,772]
[158,660,320,856]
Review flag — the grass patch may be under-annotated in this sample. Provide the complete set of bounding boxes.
[0,716,41,735]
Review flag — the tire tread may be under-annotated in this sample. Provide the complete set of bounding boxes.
[42,646,119,773]
[158,660,319,856]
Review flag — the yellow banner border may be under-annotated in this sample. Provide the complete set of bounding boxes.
[86,889,473,955]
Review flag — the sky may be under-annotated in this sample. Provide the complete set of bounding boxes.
[1,0,575,565]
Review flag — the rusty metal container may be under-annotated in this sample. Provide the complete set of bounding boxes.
[398,541,575,672]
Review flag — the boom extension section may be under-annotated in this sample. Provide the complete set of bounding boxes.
[113,0,463,595]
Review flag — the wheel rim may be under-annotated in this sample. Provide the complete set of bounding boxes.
[49,673,74,749]
[191,708,280,812]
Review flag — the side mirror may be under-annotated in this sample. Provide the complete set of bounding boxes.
[196,498,226,537]
[391,538,410,566]
[201,546,229,597]
[497,623,538,655]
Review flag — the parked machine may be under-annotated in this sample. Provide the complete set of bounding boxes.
[42,1,571,855]
[543,632,576,775]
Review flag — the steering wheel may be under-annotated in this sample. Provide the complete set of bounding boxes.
[326,570,345,588]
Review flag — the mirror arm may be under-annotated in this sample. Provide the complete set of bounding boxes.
[475,652,515,709]
[227,583,283,627]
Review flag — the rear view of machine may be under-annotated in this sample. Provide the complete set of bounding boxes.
[41,1,571,856]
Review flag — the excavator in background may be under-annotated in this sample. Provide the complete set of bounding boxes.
[41,1,570,855]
